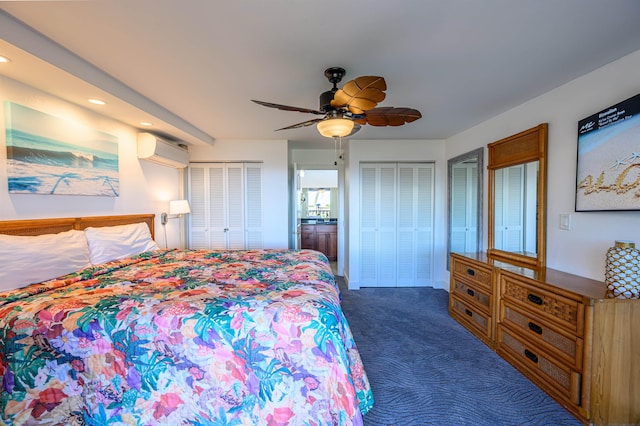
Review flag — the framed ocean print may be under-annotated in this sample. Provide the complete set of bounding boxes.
[575,93,640,211]
[5,102,120,196]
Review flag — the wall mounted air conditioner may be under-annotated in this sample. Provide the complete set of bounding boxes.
[137,132,189,168]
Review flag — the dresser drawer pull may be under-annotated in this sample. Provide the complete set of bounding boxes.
[524,349,539,364]
[467,289,475,297]
[528,322,543,334]
[466,268,475,277]
[527,293,543,305]
[465,309,473,317]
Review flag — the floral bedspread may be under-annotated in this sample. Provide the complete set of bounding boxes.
[0,249,373,425]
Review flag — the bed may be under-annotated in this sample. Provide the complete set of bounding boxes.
[0,214,373,425]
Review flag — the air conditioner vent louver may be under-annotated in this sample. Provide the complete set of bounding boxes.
[137,132,189,168]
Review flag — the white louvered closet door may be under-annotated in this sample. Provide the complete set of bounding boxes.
[208,165,227,249]
[244,164,263,249]
[360,162,434,287]
[189,166,209,248]
[494,165,524,252]
[396,163,434,286]
[377,164,398,285]
[359,164,379,285]
[225,164,245,249]
[450,162,478,254]
[188,163,262,250]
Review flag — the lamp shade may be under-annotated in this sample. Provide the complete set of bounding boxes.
[316,118,354,138]
[169,199,191,215]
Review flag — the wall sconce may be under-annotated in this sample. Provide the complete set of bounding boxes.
[161,199,191,225]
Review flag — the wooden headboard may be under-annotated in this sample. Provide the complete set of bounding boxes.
[0,214,155,239]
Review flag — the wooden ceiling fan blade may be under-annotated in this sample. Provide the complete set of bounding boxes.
[275,118,324,131]
[331,76,387,114]
[252,99,323,115]
[360,107,422,126]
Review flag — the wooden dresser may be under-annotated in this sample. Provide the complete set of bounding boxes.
[449,252,640,425]
[449,253,496,347]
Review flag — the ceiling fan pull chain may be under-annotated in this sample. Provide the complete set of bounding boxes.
[334,136,338,166]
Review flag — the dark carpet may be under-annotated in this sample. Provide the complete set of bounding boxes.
[337,280,582,426]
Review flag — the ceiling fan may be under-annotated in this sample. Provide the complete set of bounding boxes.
[252,67,422,138]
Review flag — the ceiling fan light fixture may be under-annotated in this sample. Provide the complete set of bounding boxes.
[317,118,354,138]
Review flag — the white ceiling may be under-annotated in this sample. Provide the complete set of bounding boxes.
[1,1,640,147]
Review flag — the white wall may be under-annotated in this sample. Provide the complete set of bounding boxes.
[0,75,184,247]
[189,139,289,249]
[346,139,447,289]
[300,170,338,188]
[446,49,640,281]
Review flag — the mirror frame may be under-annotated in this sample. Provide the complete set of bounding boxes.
[447,147,484,269]
[487,123,548,269]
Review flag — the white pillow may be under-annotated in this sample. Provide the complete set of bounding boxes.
[84,222,159,265]
[0,229,91,291]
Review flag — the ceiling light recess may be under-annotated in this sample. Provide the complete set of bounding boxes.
[317,117,354,138]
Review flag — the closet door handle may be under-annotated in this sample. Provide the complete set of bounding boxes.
[466,268,475,277]
[467,289,475,297]
[528,322,543,334]
[527,293,543,305]
[524,349,539,364]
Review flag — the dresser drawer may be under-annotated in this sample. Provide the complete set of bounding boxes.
[451,255,493,291]
[497,326,582,407]
[501,302,583,369]
[500,273,585,336]
[450,296,492,342]
[451,278,492,314]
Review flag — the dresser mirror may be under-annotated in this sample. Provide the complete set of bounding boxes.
[487,123,547,269]
[447,148,483,269]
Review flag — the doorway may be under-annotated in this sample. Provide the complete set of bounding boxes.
[293,167,342,275]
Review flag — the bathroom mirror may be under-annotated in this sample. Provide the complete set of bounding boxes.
[488,123,547,269]
[447,148,483,269]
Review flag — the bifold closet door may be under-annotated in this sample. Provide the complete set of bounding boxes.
[359,162,434,287]
[189,163,262,250]
[494,164,524,252]
[360,163,397,287]
[244,164,263,249]
[450,162,478,254]
[397,163,434,286]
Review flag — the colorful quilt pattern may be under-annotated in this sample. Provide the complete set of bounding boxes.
[0,249,373,425]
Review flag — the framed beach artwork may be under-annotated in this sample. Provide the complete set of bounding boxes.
[575,93,640,211]
[5,102,119,196]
